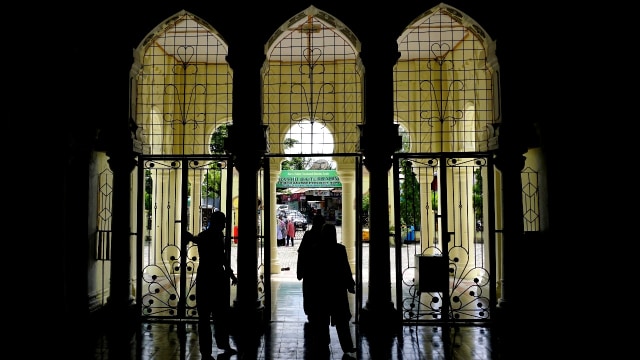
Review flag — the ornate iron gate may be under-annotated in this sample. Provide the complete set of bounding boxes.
[136,156,235,321]
[393,155,497,325]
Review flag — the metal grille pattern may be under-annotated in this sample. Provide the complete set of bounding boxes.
[139,159,191,318]
[132,11,237,320]
[522,166,541,232]
[395,156,494,324]
[93,165,113,311]
[128,5,506,326]
[96,168,113,261]
[394,6,499,153]
[133,11,232,157]
[139,158,234,319]
[263,8,363,156]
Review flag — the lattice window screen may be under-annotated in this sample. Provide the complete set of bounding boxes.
[394,5,499,154]
[521,166,541,232]
[134,11,232,156]
[263,8,363,156]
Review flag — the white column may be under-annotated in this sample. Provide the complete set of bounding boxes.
[269,159,282,274]
[337,167,356,272]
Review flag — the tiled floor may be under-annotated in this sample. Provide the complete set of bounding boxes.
[90,276,507,360]
[89,233,512,359]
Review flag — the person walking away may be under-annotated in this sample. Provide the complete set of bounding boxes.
[300,220,356,355]
[297,214,326,318]
[185,211,238,359]
[286,216,296,246]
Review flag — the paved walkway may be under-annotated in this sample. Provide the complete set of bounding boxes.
[270,225,350,281]
[229,225,375,284]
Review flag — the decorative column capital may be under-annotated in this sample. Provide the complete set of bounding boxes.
[494,151,526,174]
[226,124,268,173]
[358,123,401,173]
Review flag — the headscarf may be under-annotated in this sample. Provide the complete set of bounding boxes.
[311,214,325,230]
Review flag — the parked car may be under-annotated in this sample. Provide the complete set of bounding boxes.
[283,210,308,231]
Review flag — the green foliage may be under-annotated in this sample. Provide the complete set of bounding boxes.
[400,160,421,226]
[281,137,312,170]
[472,168,483,220]
[209,123,228,154]
[202,162,222,199]
[398,125,410,153]
[283,137,297,149]
[202,124,227,200]
[362,192,370,214]
[282,156,311,170]
[431,190,438,212]
[145,170,153,210]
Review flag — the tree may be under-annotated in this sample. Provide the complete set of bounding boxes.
[201,124,228,200]
[202,162,222,199]
[209,123,229,154]
[145,169,153,211]
[399,159,421,227]
[362,192,370,214]
[398,124,410,153]
[361,192,370,228]
[283,137,297,149]
[472,168,483,222]
[282,156,311,170]
[281,137,312,170]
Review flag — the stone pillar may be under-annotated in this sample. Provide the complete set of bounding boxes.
[336,166,356,271]
[225,41,266,352]
[269,164,282,274]
[232,146,264,320]
[357,30,403,333]
[106,142,137,324]
[494,150,526,315]
[359,146,399,331]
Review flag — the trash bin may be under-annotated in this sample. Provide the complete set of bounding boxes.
[415,255,448,292]
[405,225,415,243]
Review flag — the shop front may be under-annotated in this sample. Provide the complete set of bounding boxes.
[276,170,342,223]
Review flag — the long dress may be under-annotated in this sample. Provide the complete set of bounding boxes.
[302,223,355,352]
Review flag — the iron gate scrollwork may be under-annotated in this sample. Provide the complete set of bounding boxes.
[138,157,234,320]
[394,156,497,324]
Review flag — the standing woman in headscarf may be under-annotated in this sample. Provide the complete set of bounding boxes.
[308,223,356,353]
[297,214,326,317]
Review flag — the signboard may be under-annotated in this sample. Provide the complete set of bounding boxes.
[276,170,342,188]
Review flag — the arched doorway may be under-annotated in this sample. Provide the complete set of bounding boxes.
[261,5,365,323]
[125,3,519,327]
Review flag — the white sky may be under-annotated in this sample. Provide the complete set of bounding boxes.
[284,120,333,154]
[284,120,334,167]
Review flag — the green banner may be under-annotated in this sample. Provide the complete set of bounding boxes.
[276,170,342,188]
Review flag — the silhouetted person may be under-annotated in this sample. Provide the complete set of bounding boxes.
[185,211,238,360]
[302,221,356,355]
[297,214,326,317]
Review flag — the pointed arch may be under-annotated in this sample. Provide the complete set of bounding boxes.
[131,10,233,156]
[263,5,364,156]
[394,3,500,154]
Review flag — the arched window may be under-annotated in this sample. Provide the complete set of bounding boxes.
[131,10,232,156]
[394,4,499,154]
